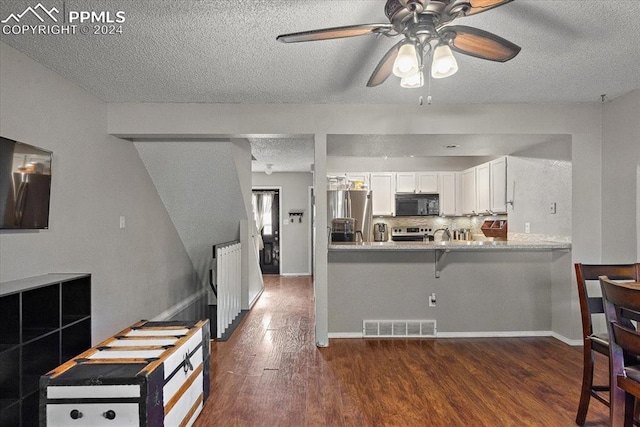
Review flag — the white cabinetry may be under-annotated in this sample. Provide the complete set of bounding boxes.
[395,172,417,193]
[346,172,370,188]
[438,172,456,216]
[370,173,395,216]
[490,157,508,213]
[417,172,439,193]
[476,162,491,214]
[461,168,477,215]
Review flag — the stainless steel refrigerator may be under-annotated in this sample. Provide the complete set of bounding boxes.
[327,190,373,242]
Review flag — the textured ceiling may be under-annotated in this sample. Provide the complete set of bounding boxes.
[2,0,638,172]
[249,137,314,172]
[1,0,638,105]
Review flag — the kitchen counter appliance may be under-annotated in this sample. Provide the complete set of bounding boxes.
[373,223,388,242]
[328,190,373,242]
[331,217,357,242]
[391,226,434,242]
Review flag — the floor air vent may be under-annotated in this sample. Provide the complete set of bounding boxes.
[363,320,436,338]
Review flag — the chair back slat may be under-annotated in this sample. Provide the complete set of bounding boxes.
[575,263,640,338]
[612,323,640,356]
[587,296,604,314]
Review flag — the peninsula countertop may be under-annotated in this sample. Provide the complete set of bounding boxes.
[328,240,571,251]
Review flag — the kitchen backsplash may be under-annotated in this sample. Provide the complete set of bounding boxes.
[376,215,507,241]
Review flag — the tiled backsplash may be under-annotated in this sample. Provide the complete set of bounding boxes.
[374,215,508,241]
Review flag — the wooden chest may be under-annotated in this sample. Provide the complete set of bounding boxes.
[39,320,210,427]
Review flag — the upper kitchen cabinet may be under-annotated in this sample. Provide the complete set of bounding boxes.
[346,172,370,189]
[417,172,439,193]
[461,167,477,215]
[490,157,508,213]
[476,162,491,214]
[370,173,395,216]
[327,172,369,190]
[438,172,456,216]
[396,172,417,193]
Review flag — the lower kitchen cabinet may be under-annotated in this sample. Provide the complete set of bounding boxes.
[0,273,91,427]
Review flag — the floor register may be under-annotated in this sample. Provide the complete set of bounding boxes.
[39,319,210,427]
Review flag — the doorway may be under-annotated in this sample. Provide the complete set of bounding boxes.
[252,189,280,274]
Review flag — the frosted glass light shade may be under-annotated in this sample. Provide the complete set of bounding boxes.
[392,44,419,78]
[400,71,424,88]
[431,44,458,79]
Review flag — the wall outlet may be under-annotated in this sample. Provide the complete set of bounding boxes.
[525,222,530,234]
[429,293,436,307]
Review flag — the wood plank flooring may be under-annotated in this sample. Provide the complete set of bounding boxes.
[194,275,610,426]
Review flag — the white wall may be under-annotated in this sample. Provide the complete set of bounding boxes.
[601,89,640,262]
[0,43,198,343]
[252,172,313,275]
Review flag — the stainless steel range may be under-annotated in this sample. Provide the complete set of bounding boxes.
[391,226,434,242]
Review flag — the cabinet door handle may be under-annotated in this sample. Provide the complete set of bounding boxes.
[70,409,83,419]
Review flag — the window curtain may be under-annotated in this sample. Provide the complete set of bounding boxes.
[252,192,273,250]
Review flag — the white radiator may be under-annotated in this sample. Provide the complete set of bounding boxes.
[215,242,242,339]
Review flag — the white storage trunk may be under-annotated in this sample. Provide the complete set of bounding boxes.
[39,320,210,427]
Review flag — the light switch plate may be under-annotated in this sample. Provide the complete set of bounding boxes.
[525,222,530,233]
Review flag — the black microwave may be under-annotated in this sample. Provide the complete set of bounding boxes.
[395,193,440,216]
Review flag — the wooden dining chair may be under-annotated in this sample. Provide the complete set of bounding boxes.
[599,276,640,427]
[574,263,640,425]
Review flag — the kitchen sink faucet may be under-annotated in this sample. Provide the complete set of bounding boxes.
[433,228,452,241]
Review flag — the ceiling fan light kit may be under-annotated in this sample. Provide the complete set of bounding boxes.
[392,43,420,78]
[431,43,459,79]
[400,71,425,88]
[276,0,520,89]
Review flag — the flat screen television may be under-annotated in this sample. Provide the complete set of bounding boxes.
[0,136,52,229]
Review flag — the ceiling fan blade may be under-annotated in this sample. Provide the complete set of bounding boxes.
[367,40,405,87]
[277,23,393,43]
[443,25,520,62]
[464,0,514,16]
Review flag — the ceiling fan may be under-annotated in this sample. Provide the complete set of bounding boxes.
[276,0,521,88]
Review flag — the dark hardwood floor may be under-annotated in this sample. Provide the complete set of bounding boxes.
[194,275,610,426]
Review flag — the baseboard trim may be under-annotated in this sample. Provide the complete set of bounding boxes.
[216,309,249,342]
[328,332,363,339]
[280,272,312,277]
[550,332,582,346]
[249,286,264,309]
[327,330,575,341]
[152,288,208,321]
[436,330,552,339]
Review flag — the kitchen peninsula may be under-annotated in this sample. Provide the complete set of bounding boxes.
[327,239,572,341]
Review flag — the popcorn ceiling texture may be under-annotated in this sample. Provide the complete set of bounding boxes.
[0,0,638,104]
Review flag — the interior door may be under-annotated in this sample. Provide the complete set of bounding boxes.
[253,190,280,274]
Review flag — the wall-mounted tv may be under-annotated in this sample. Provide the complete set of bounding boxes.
[0,137,52,229]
